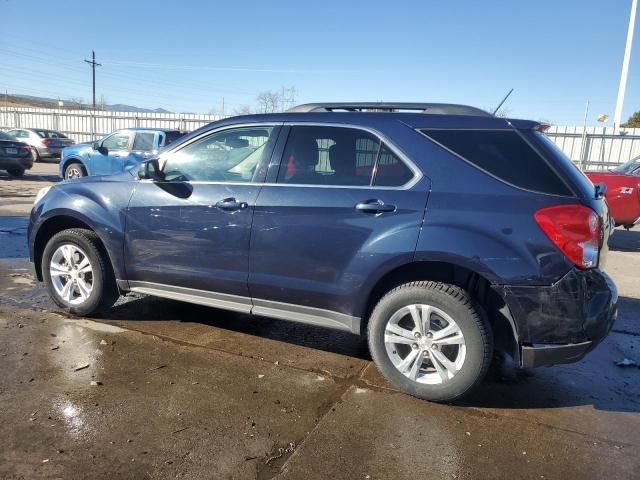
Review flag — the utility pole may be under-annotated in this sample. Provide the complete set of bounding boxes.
[84,50,101,109]
[614,0,637,129]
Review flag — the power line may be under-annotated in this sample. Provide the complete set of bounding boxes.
[84,50,101,109]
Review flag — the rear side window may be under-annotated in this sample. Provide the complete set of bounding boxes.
[374,144,414,187]
[421,129,571,196]
[133,132,155,151]
[276,125,414,187]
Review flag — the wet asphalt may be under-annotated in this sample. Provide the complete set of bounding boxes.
[1,163,639,479]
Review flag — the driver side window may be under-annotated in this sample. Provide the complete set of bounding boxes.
[102,132,131,151]
[162,127,273,182]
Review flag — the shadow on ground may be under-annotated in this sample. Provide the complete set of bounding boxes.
[0,171,60,183]
[102,295,371,360]
[95,293,640,415]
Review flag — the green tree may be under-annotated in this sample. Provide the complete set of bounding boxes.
[621,110,640,128]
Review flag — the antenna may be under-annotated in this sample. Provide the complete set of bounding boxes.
[492,88,514,115]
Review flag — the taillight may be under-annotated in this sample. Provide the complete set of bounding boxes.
[534,204,601,269]
[42,139,52,145]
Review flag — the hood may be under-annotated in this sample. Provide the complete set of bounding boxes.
[62,169,137,186]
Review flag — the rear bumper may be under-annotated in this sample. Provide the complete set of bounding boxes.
[498,267,618,368]
[37,147,63,158]
[0,156,33,170]
[521,341,592,368]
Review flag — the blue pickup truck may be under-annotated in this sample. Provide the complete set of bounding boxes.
[59,128,186,179]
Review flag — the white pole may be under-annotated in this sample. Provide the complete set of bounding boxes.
[614,0,638,129]
[580,100,590,169]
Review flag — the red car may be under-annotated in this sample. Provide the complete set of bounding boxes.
[586,156,640,228]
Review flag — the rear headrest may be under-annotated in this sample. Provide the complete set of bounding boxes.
[329,143,354,174]
[289,137,319,170]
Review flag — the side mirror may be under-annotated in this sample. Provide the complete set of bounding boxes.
[137,159,164,181]
[92,141,100,150]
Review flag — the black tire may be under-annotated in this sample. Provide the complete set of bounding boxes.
[6,167,25,178]
[32,148,40,163]
[367,281,493,402]
[64,161,86,180]
[42,228,119,315]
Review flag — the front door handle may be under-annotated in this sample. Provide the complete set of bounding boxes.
[355,199,396,214]
[215,197,248,211]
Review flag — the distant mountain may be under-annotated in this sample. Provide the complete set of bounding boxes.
[105,104,171,113]
[3,94,172,113]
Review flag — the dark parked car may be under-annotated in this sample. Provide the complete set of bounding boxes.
[5,128,74,162]
[0,131,33,177]
[28,103,618,401]
[59,128,187,180]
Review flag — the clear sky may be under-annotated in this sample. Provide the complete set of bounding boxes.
[1,0,638,125]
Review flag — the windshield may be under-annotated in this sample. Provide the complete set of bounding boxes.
[612,156,640,175]
[0,132,12,141]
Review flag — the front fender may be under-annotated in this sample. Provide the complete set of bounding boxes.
[29,182,133,280]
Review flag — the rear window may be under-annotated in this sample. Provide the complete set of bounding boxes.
[36,130,67,139]
[421,129,572,196]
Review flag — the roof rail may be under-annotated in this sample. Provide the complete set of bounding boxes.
[287,102,492,117]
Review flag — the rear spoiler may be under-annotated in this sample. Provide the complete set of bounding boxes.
[506,119,551,131]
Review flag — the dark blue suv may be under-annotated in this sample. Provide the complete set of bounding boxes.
[28,103,618,401]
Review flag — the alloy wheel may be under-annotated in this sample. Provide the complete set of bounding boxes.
[65,166,83,179]
[49,244,94,305]
[384,304,466,385]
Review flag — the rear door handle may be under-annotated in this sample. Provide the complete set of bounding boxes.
[215,197,248,211]
[355,199,396,214]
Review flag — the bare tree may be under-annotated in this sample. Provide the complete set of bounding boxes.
[67,97,85,110]
[256,91,280,113]
[255,86,297,113]
[234,104,254,115]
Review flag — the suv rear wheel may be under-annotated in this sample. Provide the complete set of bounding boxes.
[6,167,25,178]
[368,281,492,402]
[42,228,119,315]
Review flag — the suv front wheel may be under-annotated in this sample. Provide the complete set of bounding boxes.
[42,228,119,315]
[64,162,86,180]
[368,281,492,402]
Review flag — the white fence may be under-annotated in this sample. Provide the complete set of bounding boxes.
[546,125,640,171]
[0,107,223,143]
[1,107,639,169]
